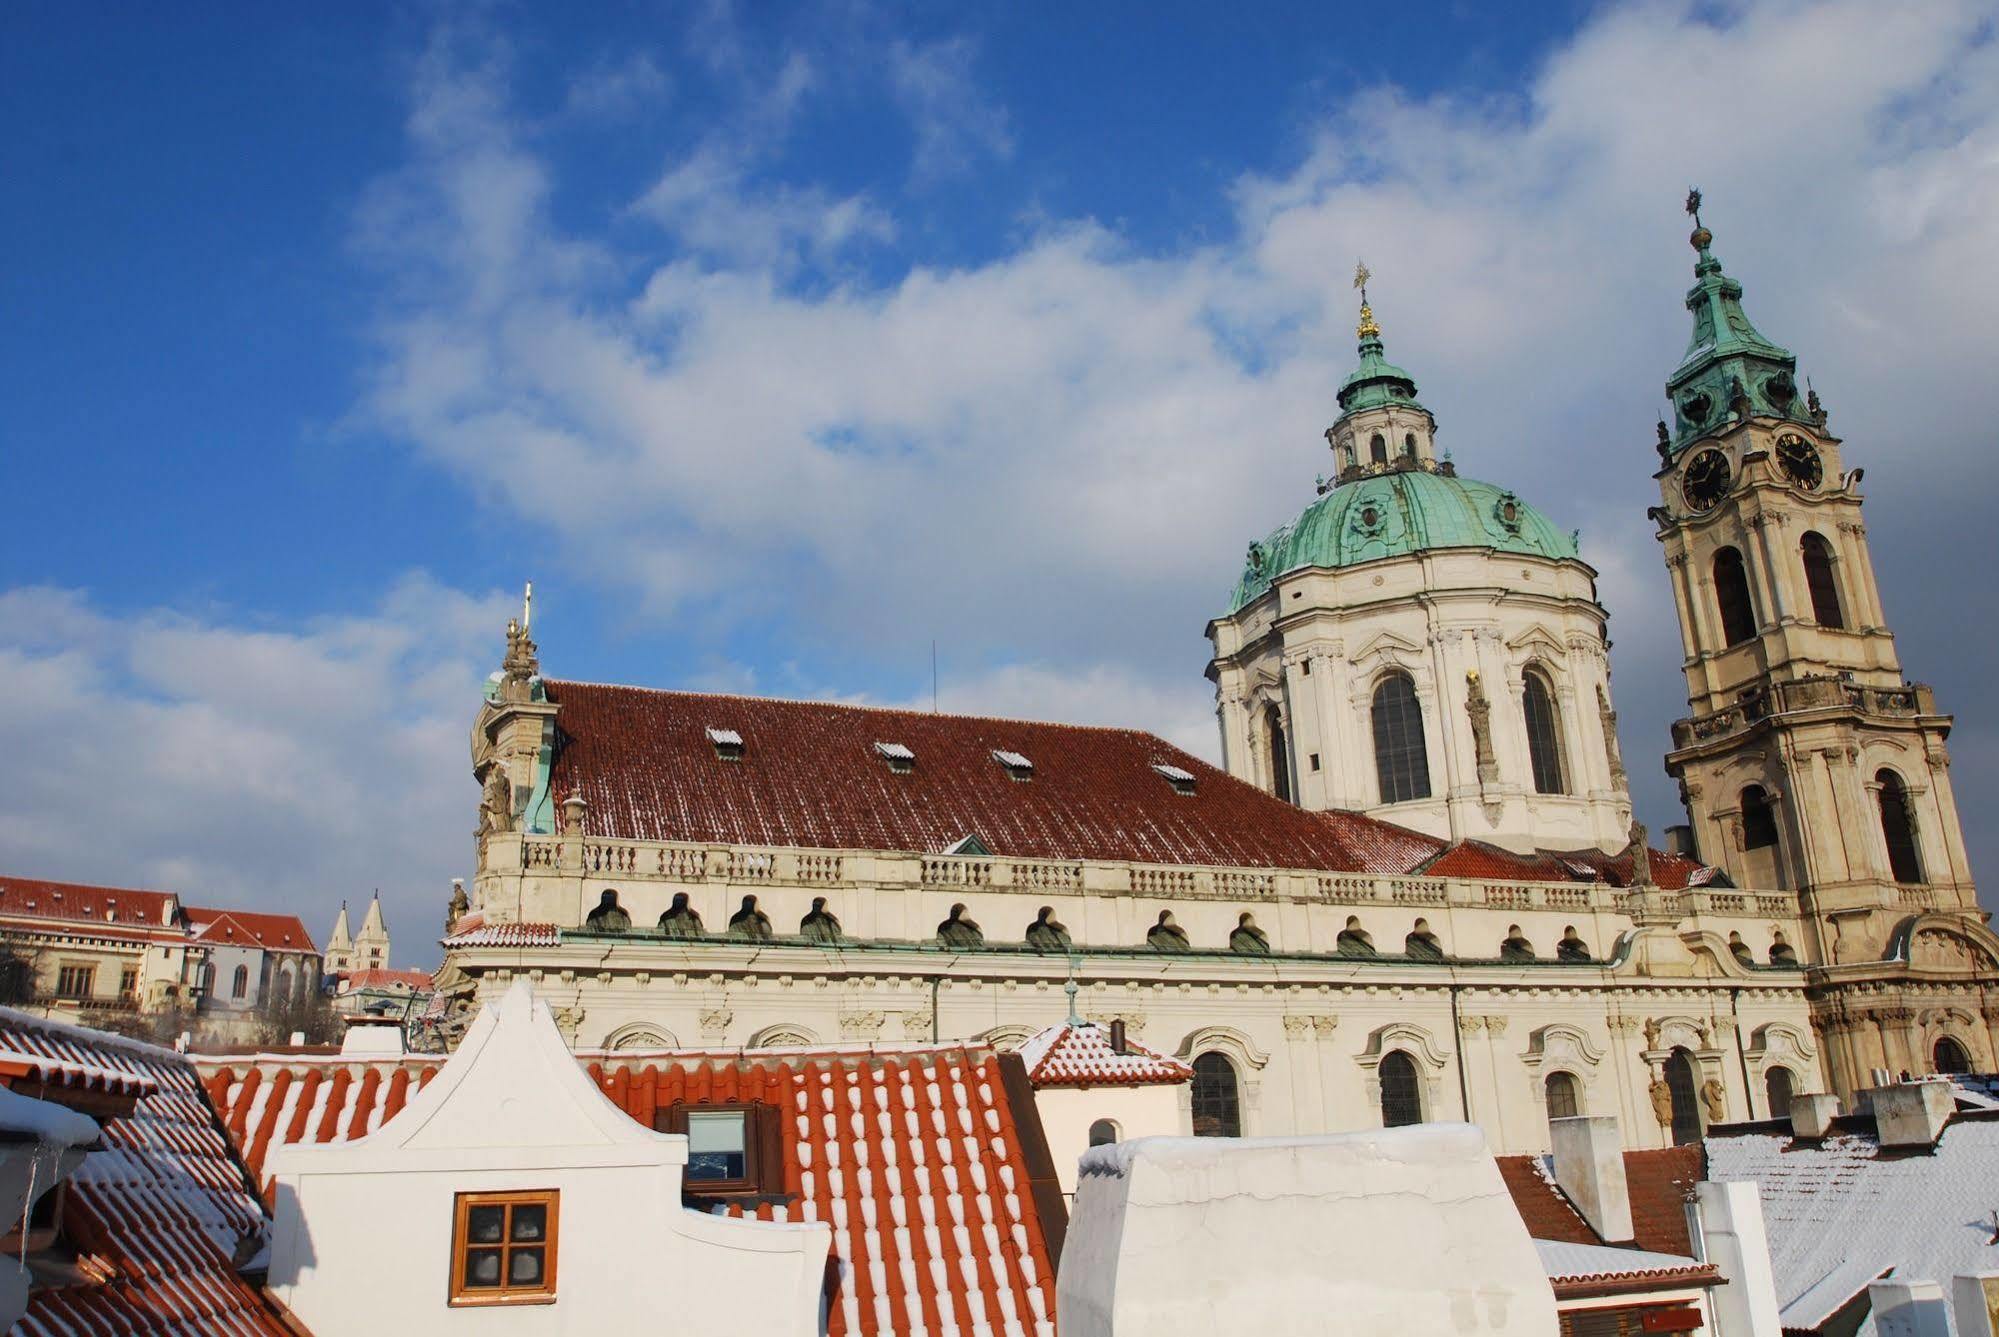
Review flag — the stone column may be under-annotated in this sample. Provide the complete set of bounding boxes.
[1749,512,1790,624]
[1283,1014,1327,1134]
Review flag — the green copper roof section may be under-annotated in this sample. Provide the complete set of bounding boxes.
[1664,202,1814,453]
[1335,302,1425,418]
[1227,470,1582,612]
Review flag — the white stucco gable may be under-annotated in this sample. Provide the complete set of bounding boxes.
[264,978,829,1335]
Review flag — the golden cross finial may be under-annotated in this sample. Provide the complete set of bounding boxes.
[1353,260,1380,339]
[1353,260,1371,301]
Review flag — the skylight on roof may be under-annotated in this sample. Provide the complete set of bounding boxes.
[992,749,1033,780]
[706,726,745,760]
[874,741,915,772]
[1152,763,1197,795]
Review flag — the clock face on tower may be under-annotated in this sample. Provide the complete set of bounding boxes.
[1775,433,1823,490]
[1681,448,1733,512]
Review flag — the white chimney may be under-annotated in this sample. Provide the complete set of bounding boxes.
[1693,1181,1783,1337]
[1867,1080,1953,1149]
[340,1013,406,1058]
[1869,1279,1951,1337]
[1550,1115,1633,1244]
[1952,1273,1999,1337]
[1787,1093,1841,1139]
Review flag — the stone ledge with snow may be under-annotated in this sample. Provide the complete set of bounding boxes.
[1057,1123,1558,1337]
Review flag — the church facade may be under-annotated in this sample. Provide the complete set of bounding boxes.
[434,207,1995,1155]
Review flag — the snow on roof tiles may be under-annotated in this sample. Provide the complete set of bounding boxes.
[0,1007,286,1335]
[1704,1115,1999,1337]
[1533,1239,1716,1285]
[1419,840,1718,891]
[440,919,559,947]
[197,1043,1061,1337]
[1015,1020,1192,1088]
[542,682,1438,872]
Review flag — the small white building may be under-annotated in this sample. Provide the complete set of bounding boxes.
[1015,1016,1192,1200]
[262,978,829,1335]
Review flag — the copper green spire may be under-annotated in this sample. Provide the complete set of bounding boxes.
[1663,191,1813,454]
[1336,260,1423,417]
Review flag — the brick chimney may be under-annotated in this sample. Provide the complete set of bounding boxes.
[1866,1079,1953,1149]
[1549,1115,1634,1244]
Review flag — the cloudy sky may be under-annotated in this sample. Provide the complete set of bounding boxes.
[4,1,1995,964]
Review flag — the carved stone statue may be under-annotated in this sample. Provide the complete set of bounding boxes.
[727,894,772,941]
[445,880,469,931]
[1624,818,1653,888]
[799,896,843,944]
[658,892,704,939]
[1405,918,1443,961]
[1728,931,1754,966]
[1643,1017,1663,1050]
[1464,670,1498,784]
[478,765,514,835]
[1768,931,1798,967]
[1654,419,1672,464]
[1700,1077,1727,1125]
[1146,910,1190,953]
[936,903,984,948]
[1229,912,1270,955]
[1500,925,1536,962]
[1596,685,1628,787]
[584,889,631,933]
[1556,927,1592,962]
[1025,906,1070,952]
[1648,1076,1674,1127]
[1336,916,1376,957]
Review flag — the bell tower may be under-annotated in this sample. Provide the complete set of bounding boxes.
[1651,195,1990,1094]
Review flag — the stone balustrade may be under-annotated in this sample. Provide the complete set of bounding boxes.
[1672,675,1937,748]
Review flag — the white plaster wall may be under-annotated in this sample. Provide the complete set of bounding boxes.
[1034,1085,1186,1198]
[1058,1125,1558,1337]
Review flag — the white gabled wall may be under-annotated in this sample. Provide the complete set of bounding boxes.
[264,978,828,1335]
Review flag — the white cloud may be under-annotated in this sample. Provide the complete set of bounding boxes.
[887,36,1014,182]
[0,580,512,963]
[564,50,670,120]
[353,4,1999,898]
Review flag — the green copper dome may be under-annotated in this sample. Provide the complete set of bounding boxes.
[1228,470,1581,612]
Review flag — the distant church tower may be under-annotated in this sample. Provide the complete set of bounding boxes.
[1652,198,1989,1092]
[326,894,392,975]
[1209,272,1632,852]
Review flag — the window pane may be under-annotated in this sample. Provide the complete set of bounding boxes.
[1741,786,1778,850]
[1380,1051,1422,1127]
[1802,533,1844,629]
[509,1248,545,1285]
[1877,771,1924,884]
[467,1205,505,1244]
[509,1203,547,1242]
[1522,674,1565,795]
[1088,1119,1118,1147]
[464,1248,503,1287]
[1372,674,1432,804]
[1666,1049,1701,1145]
[1764,1067,1794,1120]
[1546,1072,1579,1120]
[1714,548,1758,646]
[686,1110,749,1180]
[1190,1054,1240,1137]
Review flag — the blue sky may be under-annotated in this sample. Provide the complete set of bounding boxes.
[4,2,1996,961]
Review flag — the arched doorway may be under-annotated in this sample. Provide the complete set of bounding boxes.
[1191,1053,1241,1137]
[1763,1066,1795,1120]
[1665,1048,1701,1145]
[1934,1036,1972,1075]
[1379,1050,1423,1128]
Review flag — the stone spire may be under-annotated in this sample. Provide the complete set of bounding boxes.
[326,901,354,974]
[1664,190,1814,453]
[354,892,391,971]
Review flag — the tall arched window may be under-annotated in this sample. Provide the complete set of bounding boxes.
[275,968,294,1007]
[1191,1053,1241,1137]
[1402,432,1417,459]
[1800,532,1845,629]
[1521,669,1567,795]
[1264,706,1292,803]
[1665,1048,1701,1145]
[1371,673,1432,804]
[200,962,216,995]
[1713,547,1758,646]
[1545,1071,1581,1122]
[1370,433,1388,466]
[1934,1036,1972,1075]
[1764,1066,1795,1120]
[1876,770,1924,883]
[1741,785,1778,849]
[231,965,249,1000]
[1379,1051,1423,1128]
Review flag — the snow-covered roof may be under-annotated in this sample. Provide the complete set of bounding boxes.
[1533,1239,1716,1287]
[0,1042,161,1099]
[1015,1020,1192,1088]
[0,1083,99,1147]
[1704,1113,1999,1337]
[439,917,559,947]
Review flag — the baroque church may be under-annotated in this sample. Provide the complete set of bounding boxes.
[433,205,1993,1155]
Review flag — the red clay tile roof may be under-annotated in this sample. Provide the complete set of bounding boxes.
[1015,1021,1193,1088]
[0,1008,287,1336]
[187,908,319,954]
[440,918,558,947]
[1419,841,1718,891]
[198,1043,1063,1337]
[339,968,435,991]
[543,682,1436,872]
[1496,1146,1705,1256]
[0,876,182,937]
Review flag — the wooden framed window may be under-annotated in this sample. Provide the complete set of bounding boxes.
[55,964,95,999]
[654,1103,784,1197]
[449,1189,558,1306]
[118,966,140,999]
